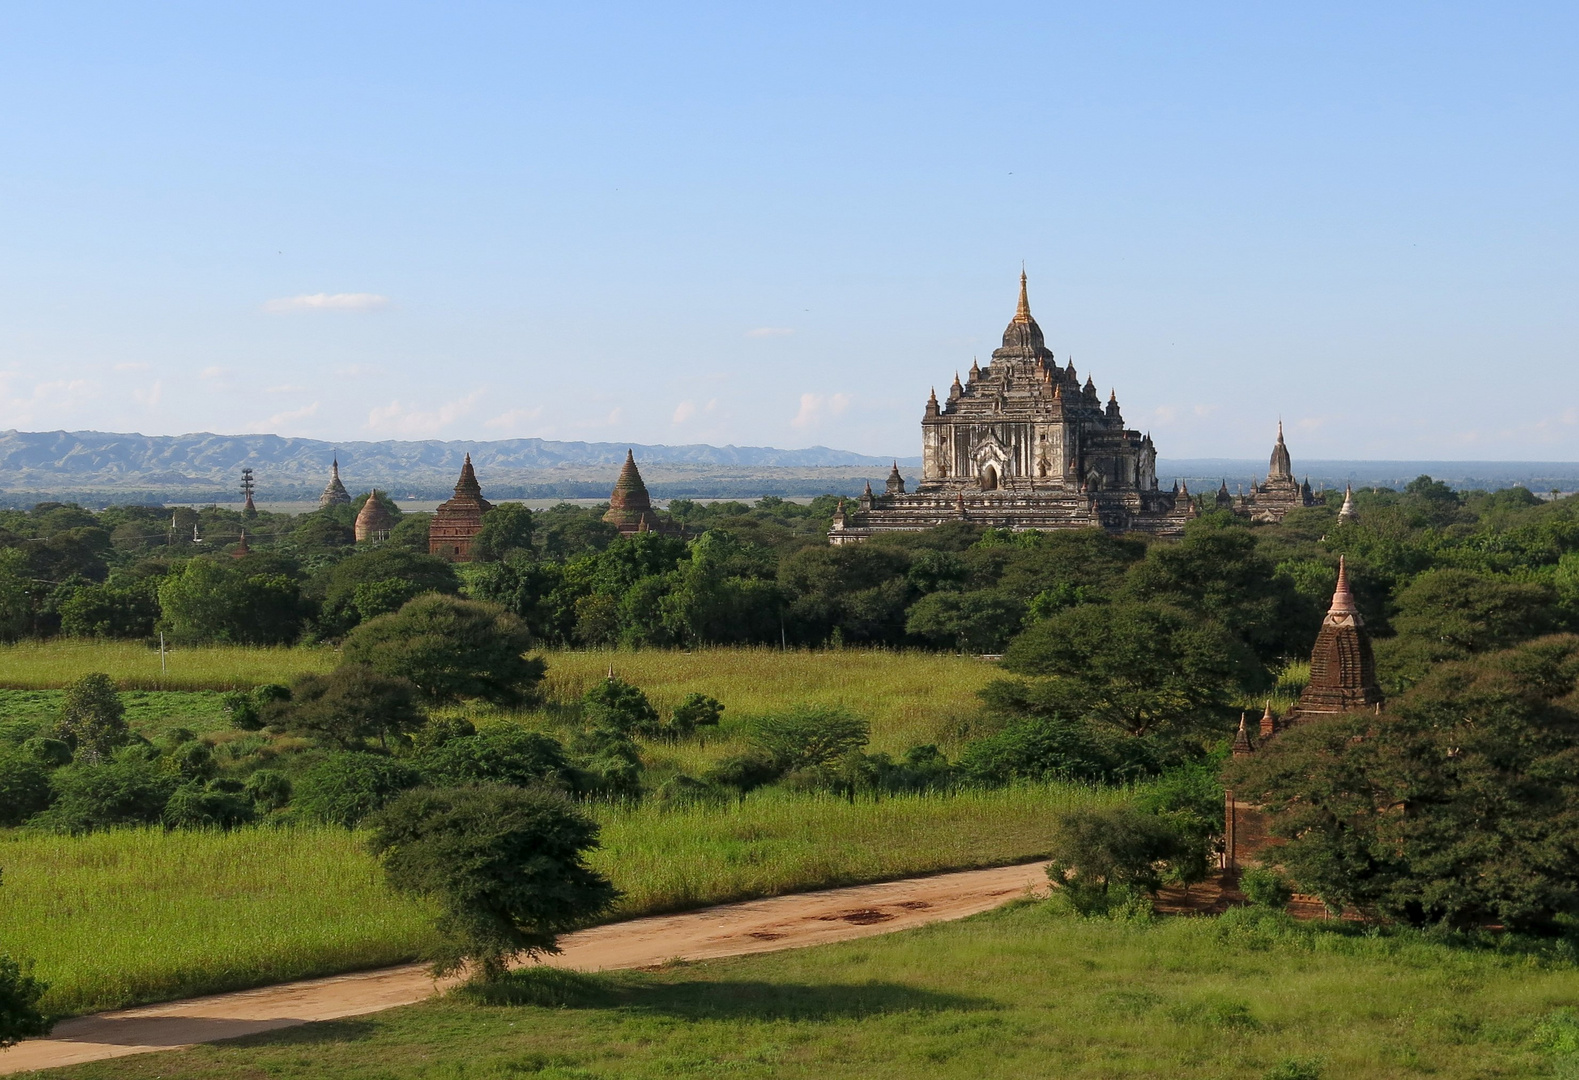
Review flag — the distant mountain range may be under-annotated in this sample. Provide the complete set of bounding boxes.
[0,429,1573,507]
[0,429,922,504]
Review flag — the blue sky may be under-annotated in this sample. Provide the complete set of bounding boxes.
[0,3,1575,460]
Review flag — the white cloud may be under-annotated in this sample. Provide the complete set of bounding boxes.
[265,384,306,394]
[607,407,624,426]
[0,373,99,425]
[790,392,851,429]
[484,406,544,431]
[672,401,696,424]
[114,362,151,372]
[365,391,482,437]
[200,365,229,380]
[264,292,390,313]
[336,364,383,377]
[255,401,321,434]
[746,327,794,338]
[133,380,163,408]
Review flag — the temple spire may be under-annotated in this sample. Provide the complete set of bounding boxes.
[1328,556,1359,618]
[1014,269,1032,323]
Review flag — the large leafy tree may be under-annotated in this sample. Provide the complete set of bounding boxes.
[342,594,544,706]
[264,664,426,750]
[156,558,307,645]
[311,547,460,635]
[1226,634,1579,931]
[368,784,618,980]
[1000,601,1259,741]
[1123,514,1311,661]
[469,503,537,563]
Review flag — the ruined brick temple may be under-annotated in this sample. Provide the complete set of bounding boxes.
[603,450,673,536]
[1211,421,1317,524]
[429,454,493,561]
[829,272,1196,543]
[1223,557,1385,870]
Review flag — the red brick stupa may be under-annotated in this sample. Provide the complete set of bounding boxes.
[429,455,493,561]
[602,450,664,536]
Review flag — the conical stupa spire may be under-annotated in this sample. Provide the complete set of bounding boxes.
[1328,556,1359,618]
[1232,713,1255,757]
[454,453,481,497]
[1338,483,1358,524]
[1014,269,1032,323]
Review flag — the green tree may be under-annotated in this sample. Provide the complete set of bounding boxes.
[470,503,537,562]
[904,589,1024,652]
[30,753,176,833]
[1046,804,1191,915]
[0,749,53,825]
[1123,515,1310,661]
[1001,601,1257,741]
[417,726,581,793]
[265,664,426,750]
[667,693,724,739]
[747,705,870,772]
[342,594,545,706]
[1392,568,1555,655]
[313,547,460,635]
[293,752,422,828]
[57,578,160,639]
[0,548,34,640]
[387,512,432,553]
[1225,635,1579,931]
[581,676,660,737]
[368,784,619,980]
[55,673,127,763]
[156,559,306,645]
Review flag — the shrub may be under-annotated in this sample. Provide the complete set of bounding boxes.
[702,751,782,794]
[55,672,127,763]
[342,594,545,706]
[666,693,724,740]
[163,740,217,783]
[20,738,71,767]
[581,677,660,737]
[569,727,644,799]
[367,784,618,980]
[222,683,288,731]
[162,781,256,829]
[293,752,422,828]
[242,769,293,812]
[417,727,579,793]
[1240,867,1294,909]
[1046,804,1190,915]
[410,716,476,753]
[747,705,869,772]
[30,753,176,832]
[0,750,52,826]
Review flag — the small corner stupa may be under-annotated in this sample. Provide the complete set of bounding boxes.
[429,455,493,561]
[603,450,665,536]
[319,457,352,509]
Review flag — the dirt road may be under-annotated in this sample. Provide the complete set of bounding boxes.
[0,861,1051,1076]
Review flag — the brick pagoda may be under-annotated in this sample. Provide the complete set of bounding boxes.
[429,455,493,561]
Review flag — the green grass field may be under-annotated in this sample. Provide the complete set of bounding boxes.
[0,640,337,691]
[0,784,1108,1017]
[40,902,1579,1080]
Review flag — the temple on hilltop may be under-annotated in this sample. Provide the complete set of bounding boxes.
[429,455,493,561]
[319,458,352,509]
[828,272,1196,543]
[1223,557,1385,870]
[603,451,674,536]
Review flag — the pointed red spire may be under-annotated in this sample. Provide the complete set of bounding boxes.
[1329,556,1358,616]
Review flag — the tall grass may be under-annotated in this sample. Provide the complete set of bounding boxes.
[0,640,338,690]
[543,647,1001,754]
[0,783,1105,1017]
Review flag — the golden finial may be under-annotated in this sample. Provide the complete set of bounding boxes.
[1014,268,1032,323]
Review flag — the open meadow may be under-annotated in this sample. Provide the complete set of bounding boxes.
[37,901,1579,1080]
[0,784,1111,1017]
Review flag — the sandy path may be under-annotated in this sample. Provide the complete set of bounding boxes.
[1,861,1050,1076]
